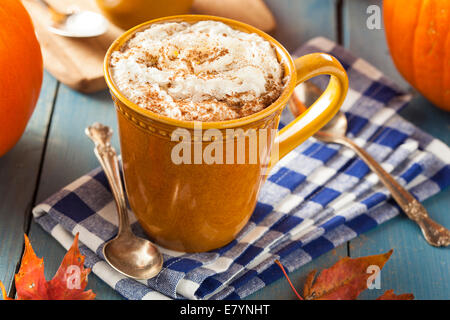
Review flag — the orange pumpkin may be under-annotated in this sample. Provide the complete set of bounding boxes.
[384,0,450,111]
[0,0,43,156]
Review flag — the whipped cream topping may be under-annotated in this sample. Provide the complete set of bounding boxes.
[110,21,285,121]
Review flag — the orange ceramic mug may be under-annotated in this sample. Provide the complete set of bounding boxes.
[104,15,348,252]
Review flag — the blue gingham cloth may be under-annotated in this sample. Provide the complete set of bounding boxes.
[33,37,450,300]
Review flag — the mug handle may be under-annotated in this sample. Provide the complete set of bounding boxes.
[272,53,349,164]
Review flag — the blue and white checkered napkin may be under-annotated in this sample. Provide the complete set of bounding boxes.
[33,37,450,300]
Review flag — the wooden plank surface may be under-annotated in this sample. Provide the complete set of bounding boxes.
[33,84,119,204]
[342,0,409,89]
[264,0,338,52]
[0,72,57,293]
[353,189,450,300]
[343,0,450,300]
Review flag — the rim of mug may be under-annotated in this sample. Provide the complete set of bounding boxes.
[104,14,297,130]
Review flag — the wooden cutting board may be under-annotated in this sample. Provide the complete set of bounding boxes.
[23,0,276,93]
[23,0,123,93]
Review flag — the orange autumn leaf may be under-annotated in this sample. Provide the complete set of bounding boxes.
[277,249,414,300]
[303,250,393,300]
[376,289,414,300]
[0,233,95,300]
[47,234,95,300]
[13,234,49,299]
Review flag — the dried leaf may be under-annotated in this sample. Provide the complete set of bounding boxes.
[14,234,49,300]
[303,250,393,300]
[276,249,414,300]
[47,233,95,300]
[302,269,316,298]
[376,289,414,300]
[2,233,95,300]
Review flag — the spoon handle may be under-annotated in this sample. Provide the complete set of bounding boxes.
[85,123,131,234]
[327,133,450,247]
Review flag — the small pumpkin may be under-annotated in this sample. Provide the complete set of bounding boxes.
[0,0,43,157]
[384,0,450,111]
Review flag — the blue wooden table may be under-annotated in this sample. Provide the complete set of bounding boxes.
[1,0,449,300]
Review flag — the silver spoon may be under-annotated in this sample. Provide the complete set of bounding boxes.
[86,123,163,279]
[36,0,108,38]
[290,82,450,247]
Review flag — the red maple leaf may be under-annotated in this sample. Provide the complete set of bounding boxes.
[276,249,414,300]
[1,233,95,300]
